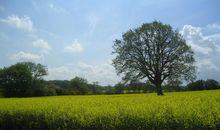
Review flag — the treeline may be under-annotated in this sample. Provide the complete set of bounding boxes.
[96,79,220,94]
[0,62,220,97]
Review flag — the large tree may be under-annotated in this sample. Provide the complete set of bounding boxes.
[112,21,196,95]
[0,62,48,97]
[0,63,33,97]
[23,62,47,86]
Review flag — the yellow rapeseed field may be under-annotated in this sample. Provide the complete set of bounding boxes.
[0,90,220,129]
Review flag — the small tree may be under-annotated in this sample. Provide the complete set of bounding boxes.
[112,21,196,95]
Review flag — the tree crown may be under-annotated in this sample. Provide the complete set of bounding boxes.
[112,21,196,90]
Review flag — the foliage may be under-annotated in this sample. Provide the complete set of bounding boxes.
[187,79,220,90]
[0,63,32,97]
[114,82,125,94]
[69,77,89,95]
[0,62,51,97]
[23,62,47,81]
[112,21,197,95]
[0,90,220,129]
[46,78,220,95]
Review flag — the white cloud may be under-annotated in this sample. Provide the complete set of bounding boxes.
[181,25,220,56]
[204,34,220,41]
[1,15,33,32]
[48,3,70,14]
[46,61,120,86]
[197,59,219,71]
[187,41,212,55]
[64,40,84,53]
[11,51,41,62]
[207,23,220,30]
[181,24,220,79]
[181,25,203,40]
[33,39,51,54]
[88,14,100,34]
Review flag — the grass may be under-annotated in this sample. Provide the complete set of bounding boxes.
[0,90,220,129]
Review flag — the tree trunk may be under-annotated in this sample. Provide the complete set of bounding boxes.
[156,83,164,96]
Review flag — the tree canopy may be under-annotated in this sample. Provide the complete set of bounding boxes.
[0,62,48,97]
[112,21,197,95]
[69,77,89,95]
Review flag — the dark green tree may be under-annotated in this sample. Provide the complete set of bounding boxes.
[205,79,219,90]
[23,62,47,82]
[187,80,205,90]
[0,62,49,97]
[0,63,32,97]
[69,77,89,95]
[112,21,196,95]
[187,79,220,91]
[114,82,125,94]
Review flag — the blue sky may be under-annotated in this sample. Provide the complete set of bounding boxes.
[0,0,220,85]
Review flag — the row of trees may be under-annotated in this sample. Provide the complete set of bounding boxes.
[0,62,219,97]
[47,78,220,95]
[114,79,220,94]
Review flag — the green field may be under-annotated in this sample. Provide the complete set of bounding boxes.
[0,90,220,130]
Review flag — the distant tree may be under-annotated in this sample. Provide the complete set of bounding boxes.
[144,80,155,93]
[164,78,184,92]
[127,80,146,93]
[90,81,102,94]
[205,79,219,90]
[114,82,125,94]
[34,82,57,96]
[69,77,89,95]
[48,80,71,95]
[0,68,3,89]
[103,85,115,94]
[187,79,220,91]
[112,21,197,95]
[187,80,205,90]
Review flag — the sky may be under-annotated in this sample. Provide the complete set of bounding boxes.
[0,0,220,85]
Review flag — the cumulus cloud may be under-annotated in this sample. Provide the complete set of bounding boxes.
[64,40,84,53]
[1,15,33,31]
[11,51,41,62]
[181,24,220,79]
[46,61,120,86]
[33,39,51,54]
